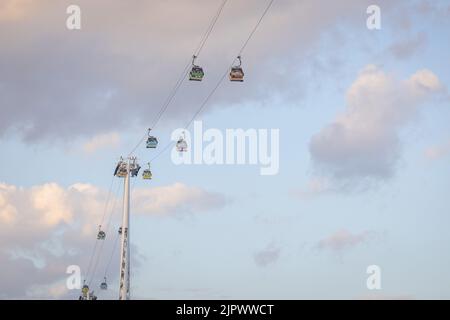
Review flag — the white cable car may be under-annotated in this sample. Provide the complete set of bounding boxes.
[146,128,158,148]
[142,163,152,180]
[176,131,188,152]
[230,56,244,82]
[100,277,108,290]
[114,159,128,178]
[189,55,205,81]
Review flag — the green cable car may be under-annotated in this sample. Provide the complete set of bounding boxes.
[189,55,204,81]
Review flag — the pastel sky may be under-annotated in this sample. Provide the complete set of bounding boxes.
[1,0,450,299]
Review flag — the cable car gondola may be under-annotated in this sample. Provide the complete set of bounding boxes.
[80,282,89,300]
[97,226,106,240]
[142,163,152,180]
[131,163,141,177]
[100,277,108,290]
[230,55,244,82]
[114,158,128,177]
[176,132,188,152]
[189,55,204,81]
[146,128,158,148]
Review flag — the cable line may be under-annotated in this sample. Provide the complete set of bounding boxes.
[127,0,229,157]
[99,175,115,228]
[88,179,121,286]
[149,0,276,162]
[103,230,120,280]
[84,175,115,281]
[81,0,276,298]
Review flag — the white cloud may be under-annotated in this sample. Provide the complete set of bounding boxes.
[0,180,224,298]
[309,65,443,186]
[0,182,108,298]
[31,183,73,227]
[408,69,442,92]
[82,132,121,154]
[0,185,18,225]
[133,182,227,216]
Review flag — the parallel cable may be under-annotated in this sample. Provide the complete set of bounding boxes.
[84,0,274,294]
[149,0,276,162]
[99,176,115,228]
[193,0,228,56]
[95,170,136,286]
[84,175,115,282]
[149,0,228,132]
[103,231,120,280]
[103,181,122,240]
[127,0,229,157]
[88,179,121,286]
[84,239,99,284]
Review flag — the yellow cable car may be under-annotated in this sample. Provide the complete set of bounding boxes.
[142,163,152,180]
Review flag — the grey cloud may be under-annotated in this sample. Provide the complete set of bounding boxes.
[389,33,427,59]
[0,0,396,143]
[253,243,281,267]
[0,180,226,298]
[0,181,158,299]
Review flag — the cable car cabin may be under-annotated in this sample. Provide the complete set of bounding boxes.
[97,230,106,240]
[114,161,128,177]
[142,169,152,180]
[189,55,204,81]
[130,164,141,177]
[189,66,204,81]
[100,278,108,290]
[230,67,244,82]
[146,136,158,148]
[176,138,188,152]
[142,162,152,180]
[81,284,89,298]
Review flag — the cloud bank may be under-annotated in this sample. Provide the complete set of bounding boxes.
[309,65,443,187]
[0,181,226,298]
[0,0,395,143]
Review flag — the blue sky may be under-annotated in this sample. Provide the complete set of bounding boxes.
[0,0,449,299]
